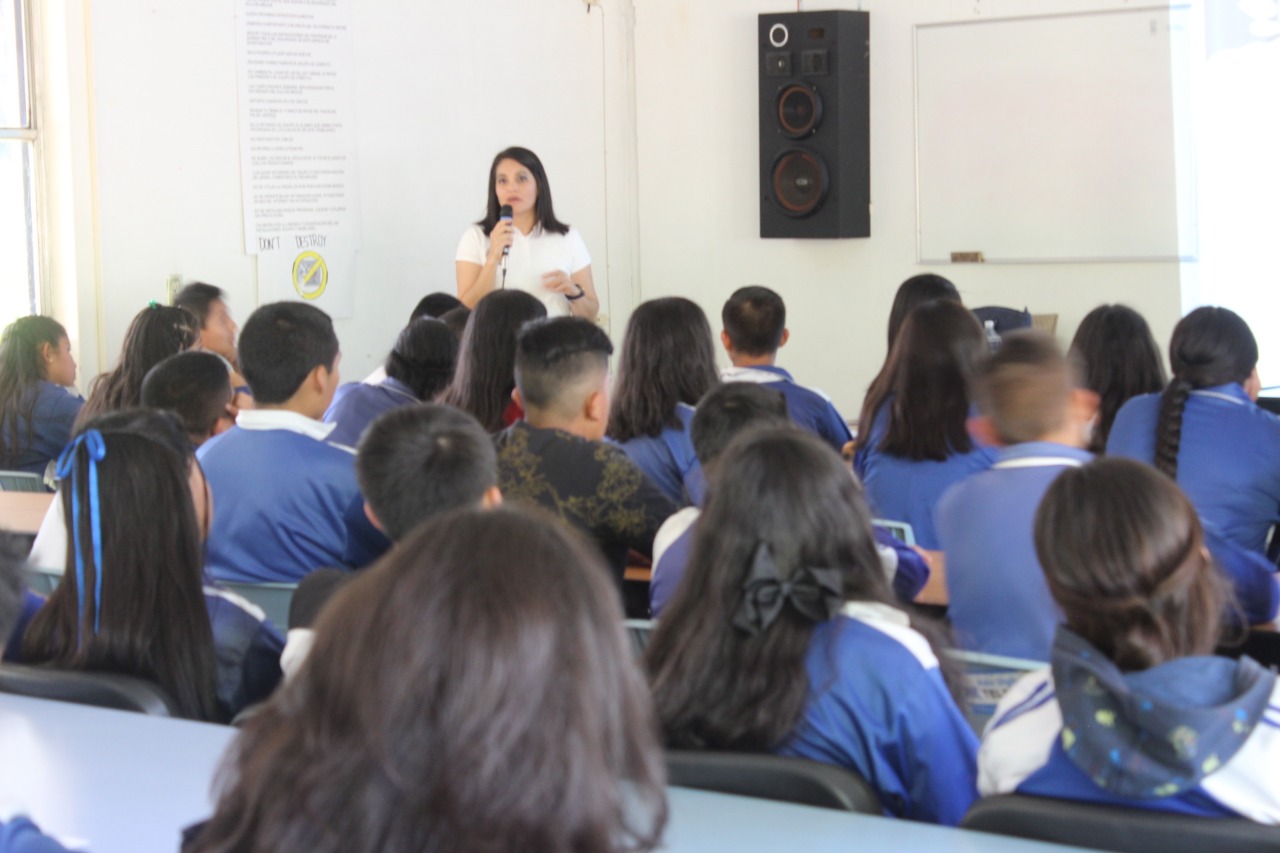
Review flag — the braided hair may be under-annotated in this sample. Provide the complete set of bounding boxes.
[1155,307,1257,479]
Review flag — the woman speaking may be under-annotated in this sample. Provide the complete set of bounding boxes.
[455,146,600,320]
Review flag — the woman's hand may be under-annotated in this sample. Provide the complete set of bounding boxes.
[486,219,515,266]
[540,269,578,296]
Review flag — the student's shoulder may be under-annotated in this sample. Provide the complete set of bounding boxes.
[32,382,83,416]
[829,602,941,673]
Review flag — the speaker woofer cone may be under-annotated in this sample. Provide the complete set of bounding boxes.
[776,83,822,138]
[771,149,828,217]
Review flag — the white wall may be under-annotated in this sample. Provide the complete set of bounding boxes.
[43,0,1185,412]
[634,0,1184,417]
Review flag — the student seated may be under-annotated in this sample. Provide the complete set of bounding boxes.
[1068,303,1166,454]
[78,303,198,424]
[884,273,962,352]
[21,410,282,722]
[140,350,236,447]
[0,316,82,477]
[854,299,996,550]
[719,286,852,453]
[439,289,547,432]
[280,403,501,678]
[198,301,386,584]
[1107,307,1280,555]
[173,282,250,402]
[606,297,719,506]
[360,291,463,385]
[650,383,931,617]
[979,458,1280,821]
[323,317,457,447]
[186,506,667,853]
[495,317,676,586]
[646,428,977,825]
[937,332,1097,661]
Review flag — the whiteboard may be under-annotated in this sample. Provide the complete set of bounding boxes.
[914,7,1195,264]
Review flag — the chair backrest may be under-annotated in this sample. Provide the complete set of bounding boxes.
[0,663,180,717]
[20,566,60,595]
[1218,628,1280,670]
[219,581,297,629]
[0,471,45,492]
[624,618,655,657]
[946,650,1047,734]
[962,794,1280,853]
[665,750,881,814]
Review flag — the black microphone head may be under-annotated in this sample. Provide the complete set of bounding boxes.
[499,205,513,219]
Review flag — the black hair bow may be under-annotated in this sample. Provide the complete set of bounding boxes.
[732,544,844,636]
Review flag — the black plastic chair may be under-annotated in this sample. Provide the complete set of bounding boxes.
[0,471,45,492]
[624,618,654,657]
[0,663,180,716]
[666,750,881,813]
[962,794,1280,853]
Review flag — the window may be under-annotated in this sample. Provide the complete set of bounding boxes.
[0,0,38,330]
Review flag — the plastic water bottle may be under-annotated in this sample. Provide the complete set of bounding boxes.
[984,320,1002,352]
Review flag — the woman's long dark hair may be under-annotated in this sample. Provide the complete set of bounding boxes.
[0,316,68,467]
[646,428,961,751]
[21,409,219,721]
[190,506,667,853]
[886,274,960,350]
[1069,304,1166,454]
[477,146,570,237]
[1035,458,1229,672]
[384,318,458,401]
[438,290,547,431]
[608,298,719,442]
[1155,306,1257,479]
[855,300,987,462]
[79,305,198,425]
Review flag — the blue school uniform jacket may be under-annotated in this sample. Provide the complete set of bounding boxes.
[197,410,386,583]
[321,376,419,449]
[854,404,998,550]
[0,817,74,853]
[1107,383,1280,554]
[937,442,1091,661]
[721,366,853,453]
[616,403,704,507]
[979,627,1280,822]
[2,382,83,476]
[779,602,979,825]
[204,585,284,719]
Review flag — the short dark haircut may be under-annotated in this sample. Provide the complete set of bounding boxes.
[173,282,226,328]
[722,286,786,356]
[974,331,1076,445]
[1068,304,1166,454]
[409,292,463,323]
[141,351,233,443]
[383,318,458,401]
[514,317,613,418]
[238,302,339,404]
[0,532,26,644]
[356,404,498,541]
[439,305,471,342]
[690,382,789,467]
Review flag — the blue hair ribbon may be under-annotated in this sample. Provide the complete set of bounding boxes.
[55,430,107,638]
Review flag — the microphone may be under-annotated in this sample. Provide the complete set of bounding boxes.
[498,204,512,289]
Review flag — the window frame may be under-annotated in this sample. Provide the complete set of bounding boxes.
[0,0,43,320]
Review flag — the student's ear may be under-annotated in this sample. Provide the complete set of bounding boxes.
[585,388,608,425]
[1069,387,1101,425]
[37,341,54,364]
[719,330,733,354]
[511,387,524,411]
[481,486,503,509]
[363,501,385,533]
[968,414,1004,448]
[778,328,790,349]
[1245,367,1262,402]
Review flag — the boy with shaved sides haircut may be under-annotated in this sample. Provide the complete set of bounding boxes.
[719,285,853,452]
[936,331,1101,661]
[495,317,676,589]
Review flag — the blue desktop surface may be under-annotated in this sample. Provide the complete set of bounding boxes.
[0,694,1099,853]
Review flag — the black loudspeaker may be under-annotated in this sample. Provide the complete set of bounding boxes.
[759,11,870,239]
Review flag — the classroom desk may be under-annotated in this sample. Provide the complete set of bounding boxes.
[0,694,1098,853]
[0,492,52,536]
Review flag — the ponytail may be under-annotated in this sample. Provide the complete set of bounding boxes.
[1154,379,1191,479]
